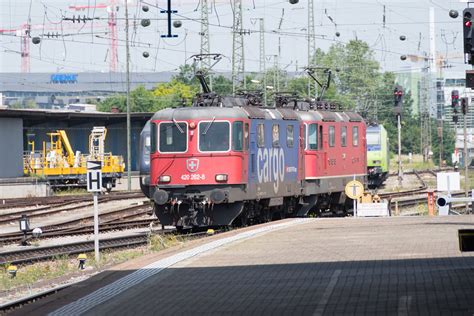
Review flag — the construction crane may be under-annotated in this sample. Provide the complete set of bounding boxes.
[69,1,119,72]
[0,22,105,72]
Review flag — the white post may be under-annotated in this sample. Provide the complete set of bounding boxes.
[94,192,100,263]
[353,174,357,218]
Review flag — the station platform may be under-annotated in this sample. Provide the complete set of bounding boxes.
[14,216,474,315]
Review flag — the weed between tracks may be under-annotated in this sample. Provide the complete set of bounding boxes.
[0,234,186,293]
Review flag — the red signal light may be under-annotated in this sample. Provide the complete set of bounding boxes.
[465,20,472,28]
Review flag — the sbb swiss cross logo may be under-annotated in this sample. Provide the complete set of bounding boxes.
[186,158,199,173]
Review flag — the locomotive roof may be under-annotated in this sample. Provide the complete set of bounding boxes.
[296,110,363,123]
[151,105,363,123]
[151,105,301,121]
[151,106,248,121]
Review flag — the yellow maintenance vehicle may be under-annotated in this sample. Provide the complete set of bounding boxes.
[23,127,124,191]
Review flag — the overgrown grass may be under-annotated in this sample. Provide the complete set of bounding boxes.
[149,234,184,252]
[1,233,187,292]
[0,255,74,291]
[389,154,436,173]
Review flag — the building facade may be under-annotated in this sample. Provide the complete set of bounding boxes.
[0,72,174,108]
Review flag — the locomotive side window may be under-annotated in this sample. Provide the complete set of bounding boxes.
[353,126,359,146]
[308,123,317,150]
[158,122,187,153]
[244,123,249,150]
[286,125,294,148]
[341,126,347,147]
[272,124,280,147]
[319,125,323,149]
[257,123,265,147]
[329,126,335,147]
[232,121,243,151]
[150,122,157,153]
[199,121,230,152]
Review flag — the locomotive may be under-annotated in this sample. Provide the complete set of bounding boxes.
[366,124,390,188]
[140,74,366,229]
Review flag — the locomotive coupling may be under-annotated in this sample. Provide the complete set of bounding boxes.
[154,189,169,205]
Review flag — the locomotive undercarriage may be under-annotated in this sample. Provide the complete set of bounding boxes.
[153,177,363,228]
[367,167,388,189]
[153,185,246,228]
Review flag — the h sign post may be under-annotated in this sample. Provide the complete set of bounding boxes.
[87,160,102,262]
[87,161,102,192]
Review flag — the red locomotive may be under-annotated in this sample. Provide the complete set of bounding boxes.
[145,88,366,229]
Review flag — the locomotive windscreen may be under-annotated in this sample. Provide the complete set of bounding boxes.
[159,122,188,152]
[199,121,230,152]
[367,131,381,145]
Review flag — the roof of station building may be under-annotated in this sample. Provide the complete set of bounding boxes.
[0,108,154,125]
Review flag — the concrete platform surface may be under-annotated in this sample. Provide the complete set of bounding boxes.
[15,216,474,315]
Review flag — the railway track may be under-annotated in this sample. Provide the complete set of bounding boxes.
[0,191,145,211]
[0,227,220,266]
[0,192,148,227]
[0,204,154,246]
[0,233,158,266]
[379,170,428,200]
[0,218,158,246]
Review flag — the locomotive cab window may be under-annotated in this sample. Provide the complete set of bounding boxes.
[150,122,157,153]
[308,123,317,150]
[353,126,359,146]
[367,131,380,145]
[329,126,335,147]
[341,126,347,147]
[257,123,265,147]
[287,125,294,148]
[158,122,187,153]
[199,121,230,152]
[232,121,243,151]
[272,124,280,147]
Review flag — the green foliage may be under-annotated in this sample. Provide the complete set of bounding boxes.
[173,64,200,87]
[212,75,233,95]
[98,82,198,113]
[9,100,37,109]
[153,80,198,108]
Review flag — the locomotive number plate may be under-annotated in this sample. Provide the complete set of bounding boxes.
[181,174,206,181]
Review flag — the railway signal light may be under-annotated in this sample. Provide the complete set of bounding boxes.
[463,8,474,64]
[451,90,459,107]
[393,86,403,116]
[461,97,469,115]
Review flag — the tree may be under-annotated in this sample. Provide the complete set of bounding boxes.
[98,86,155,112]
[212,75,233,95]
[153,79,197,109]
[173,64,200,88]
[98,81,198,113]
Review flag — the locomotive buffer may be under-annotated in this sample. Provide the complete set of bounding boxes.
[87,161,102,262]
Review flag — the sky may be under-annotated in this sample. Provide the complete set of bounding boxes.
[0,0,470,76]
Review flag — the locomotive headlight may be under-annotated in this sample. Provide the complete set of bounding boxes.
[159,175,171,183]
[215,174,228,182]
[372,160,382,164]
